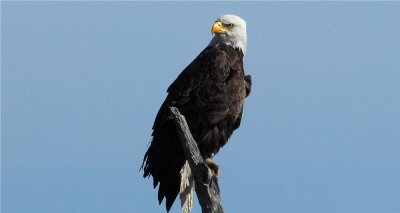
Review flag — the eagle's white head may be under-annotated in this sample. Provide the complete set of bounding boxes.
[209,14,247,55]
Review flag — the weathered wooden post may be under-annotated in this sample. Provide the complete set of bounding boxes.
[169,107,224,213]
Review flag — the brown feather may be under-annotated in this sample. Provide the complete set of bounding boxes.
[142,44,251,211]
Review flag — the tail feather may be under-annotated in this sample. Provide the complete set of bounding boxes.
[180,161,194,213]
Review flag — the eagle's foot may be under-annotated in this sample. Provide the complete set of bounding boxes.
[204,158,220,176]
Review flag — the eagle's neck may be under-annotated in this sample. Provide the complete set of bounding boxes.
[208,34,247,55]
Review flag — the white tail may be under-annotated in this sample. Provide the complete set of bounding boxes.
[180,161,194,213]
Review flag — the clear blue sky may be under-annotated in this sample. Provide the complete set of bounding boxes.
[3,2,400,213]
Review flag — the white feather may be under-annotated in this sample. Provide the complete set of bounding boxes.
[208,14,247,55]
[180,161,194,213]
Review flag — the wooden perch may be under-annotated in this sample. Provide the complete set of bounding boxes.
[169,106,224,213]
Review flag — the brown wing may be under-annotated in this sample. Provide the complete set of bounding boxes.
[142,44,249,211]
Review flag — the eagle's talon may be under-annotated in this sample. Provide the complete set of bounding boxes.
[204,158,220,176]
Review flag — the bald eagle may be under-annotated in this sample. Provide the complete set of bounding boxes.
[142,14,252,211]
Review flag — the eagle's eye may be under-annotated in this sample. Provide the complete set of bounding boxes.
[227,23,234,28]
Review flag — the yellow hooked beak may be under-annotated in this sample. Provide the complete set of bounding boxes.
[211,21,229,35]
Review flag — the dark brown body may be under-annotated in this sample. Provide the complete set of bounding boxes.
[142,44,251,211]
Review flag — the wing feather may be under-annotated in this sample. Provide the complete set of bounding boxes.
[142,44,249,211]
